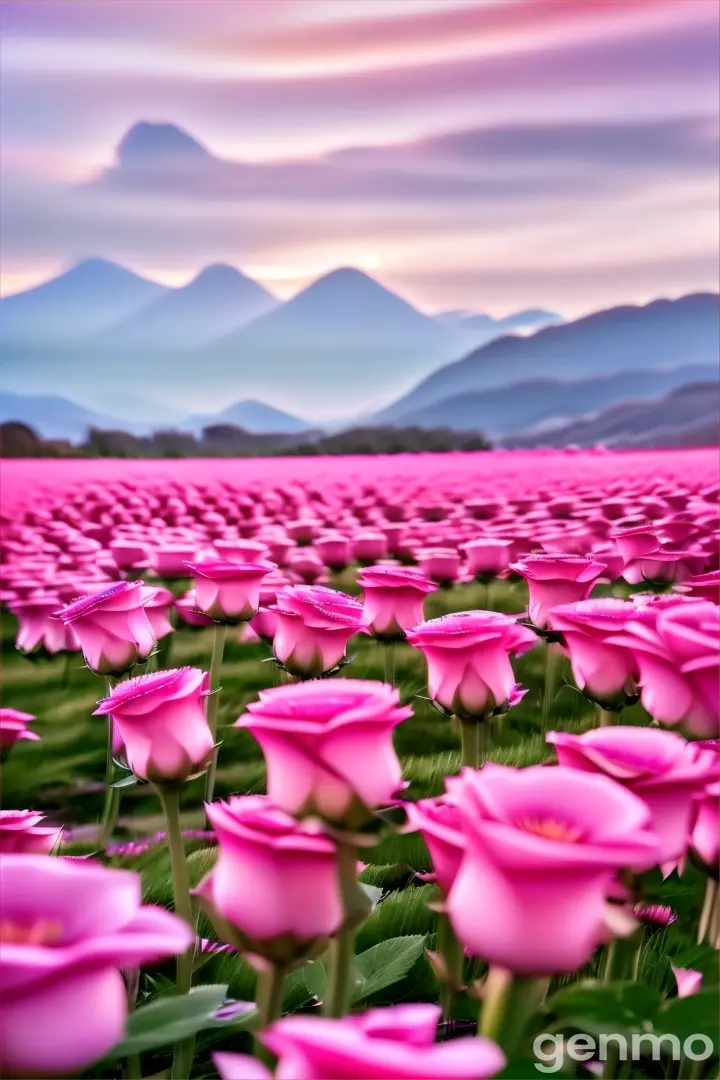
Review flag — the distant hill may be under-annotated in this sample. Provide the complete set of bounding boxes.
[390,364,717,434]
[504,382,719,448]
[437,307,563,348]
[106,264,278,349]
[192,267,463,416]
[182,398,310,435]
[0,392,132,441]
[374,293,720,423]
[0,258,168,344]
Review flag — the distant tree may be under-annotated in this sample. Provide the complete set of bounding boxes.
[0,422,42,457]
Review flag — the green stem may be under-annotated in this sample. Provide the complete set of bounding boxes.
[478,968,547,1057]
[436,911,465,1021]
[324,844,370,1018]
[203,622,228,807]
[597,706,618,727]
[601,1043,622,1080]
[382,642,396,685]
[157,786,195,1080]
[459,719,490,769]
[696,878,717,944]
[253,963,288,1062]
[123,1053,143,1079]
[98,676,121,846]
[541,642,560,731]
[482,580,489,610]
[603,932,640,982]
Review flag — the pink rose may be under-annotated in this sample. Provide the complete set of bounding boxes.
[358,564,436,642]
[140,585,175,640]
[462,539,513,580]
[287,547,327,585]
[0,855,192,1078]
[108,539,150,571]
[0,810,62,854]
[55,581,156,677]
[353,530,389,565]
[94,667,215,783]
[315,533,352,572]
[692,779,720,869]
[10,594,79,656]
[214,538,270,563]
[186,559,276,623]
[510,553,607,629]
[406,611,536,720]
[547,598,639,708]
[672,966,704,999]
[606,598,719,737]
[237,680,411,826]
[622,548,704,586]
[175,591,215,628]
[214,1004,505,1080]
[674,569,720,601]
[547,726,718,862]
[417,548,464,586]
[445,764,659,975]
[195,796,342,964]
[0,708,39,758]
[152,544,198,578]
[405,796,464,894]
[270,585,363,677]
[610,524,661,563]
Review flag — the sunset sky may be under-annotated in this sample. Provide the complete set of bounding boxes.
[1,0,718,315]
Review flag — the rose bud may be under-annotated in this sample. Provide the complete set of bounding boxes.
[358,564,436,642]
[510,553,607,630]
[0,809,62,854]
[54,581,155,677]
[270,585,363,678]
[186,559,276,624]
[0,708,39,760]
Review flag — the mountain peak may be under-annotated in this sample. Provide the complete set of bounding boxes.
[117,122,210,166]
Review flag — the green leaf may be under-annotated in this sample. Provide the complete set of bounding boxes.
[548,980,662,1036]
[352,934,426,1003]
[105,984,232,1058]
[111,774,141,789]
[283,960,327,1011]
[657,988,720,1043]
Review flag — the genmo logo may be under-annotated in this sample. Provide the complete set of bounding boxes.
[532,1032,715,1074]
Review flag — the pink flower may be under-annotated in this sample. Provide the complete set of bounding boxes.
[0,855,192,1078]
[675,569,720,601]
[0,810,62,854]
[194,796,342,964]
[270,585,363,678]
[417,547,464,586]
[94,667,215,783]
[406,611,536,720]
[548,598,639,708]
[287,547,327,585]
[462,539,513,580]
[315,533,352,572]
[140,585,175,640]
[405,796,465,894]
[10,594,79,656]
[214,1004,505,1080]
[445,764,660,975]
[109,539,150,571]
[175,590,215,628]
[0,708,39,757]
[610,524,661,563]
[547,726,718,862]
[54,581,155,676]
[358,564,436,642]
[672,966,704,999]
[237,680,411,826]
[214,538,270,563]
[692,779,720,869]
[622,548,704,586]
[152,544,198,578]
[510,554,607,629]
[353,530,389,565]
[186,559,276,624]
[606,598,720,738]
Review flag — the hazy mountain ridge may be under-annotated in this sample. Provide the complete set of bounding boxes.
[374,292,720,423]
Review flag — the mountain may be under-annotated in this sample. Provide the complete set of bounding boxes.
[106,264,278,349]
[0,392,133,441]
[182,398,310,435]
[0,258,168,345]
[191,267,463,416]
[437,307,563,348]
[116,121,212,167]
[375,293,720,423]
[504,382,719,448]
[391,364,717,434]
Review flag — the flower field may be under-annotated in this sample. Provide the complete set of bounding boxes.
[1,448,718,1079]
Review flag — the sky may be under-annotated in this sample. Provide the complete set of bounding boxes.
[1,0,718,316]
